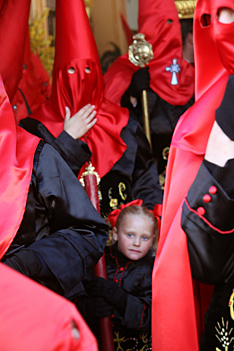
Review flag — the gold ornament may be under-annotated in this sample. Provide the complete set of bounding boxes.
[29,8,55,78]
[79,162,101,187]
[128,33,154,68]
[174,0,197,19]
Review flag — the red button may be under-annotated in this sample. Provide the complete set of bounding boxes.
[197,207,205,216]
[203,194,211,203]
[120,267,124,271]
[115,279,118,283]
[209,186,217,195]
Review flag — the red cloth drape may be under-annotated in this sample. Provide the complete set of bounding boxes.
[0,263,98,351]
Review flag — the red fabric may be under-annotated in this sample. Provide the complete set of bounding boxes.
[104,0,194,107]
[152,73,228,350]
[107,199,144,227]
[12,29,52,124]
[0,75,39,259]
[0,263,97,351]
[194,0,228,99]
[30,0,128,179]
[0,0,31,101]
[152,0,234,348]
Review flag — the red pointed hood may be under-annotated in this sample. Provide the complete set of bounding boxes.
[0,75,39,258]
[194,0,234,99]
[31,0,128,179]
[0,0,31,101]
[139,0,194,104]
[11,29,52,124]
[50,0,104,117]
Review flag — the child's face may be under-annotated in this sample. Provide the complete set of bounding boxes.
[113,214,155,261]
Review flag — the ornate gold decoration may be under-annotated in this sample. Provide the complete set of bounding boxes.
[108,188,118,210]
[229,290,234,320]
[79,162,101,187]
[84,0,93,18]
[84,0,93,6]
[29,8,55,78]
[215,317,234,350]
[159,146,170,190]
[174,0,197,19]
[128,33,154,68]
[128,33,153,148]
[118,182,127,201]
[162,146,170,160]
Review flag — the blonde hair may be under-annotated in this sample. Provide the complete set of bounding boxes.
[116,205,158,251]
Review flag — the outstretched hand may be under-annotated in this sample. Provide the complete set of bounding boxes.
[204,121,234,167]
[205,76,234,167]
[64,104,97,140]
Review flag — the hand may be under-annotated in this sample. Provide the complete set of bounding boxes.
[215,75,234,141]
[84,276,118,298]
[205,121,234,166]
[84,277,127,315]
[128,67,150,99]
[95,296,113,318]
[64,104,97,139]
[76,295,113,319]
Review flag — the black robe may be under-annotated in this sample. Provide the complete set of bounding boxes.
[181,159,234,350]
[3,140,108,299]
[77,243,154,351]
[122,88,195,184]
[19,116,163,219]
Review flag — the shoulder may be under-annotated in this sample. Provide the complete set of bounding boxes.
[33,141,77,179]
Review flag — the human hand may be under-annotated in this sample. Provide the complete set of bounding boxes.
[84,277,127,314]
[84,277,118,298]
[205,75,234,166]
[129,67,150,99]
[95,296,113,318]
[215,75,234,141]
[205,121,234,167]
[64,104,97,139]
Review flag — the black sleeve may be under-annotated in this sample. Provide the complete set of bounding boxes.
[116,269,152,330]
[51,131,92,176]
[181,160,234,284]
[19,117,92,176]
[26,143,108,296]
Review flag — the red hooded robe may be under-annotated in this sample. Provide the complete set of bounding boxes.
[152,0,233,349]
[0,74,39,258]
[11,28,52,124]
[30,0,128,179]
[104,0,194,108]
